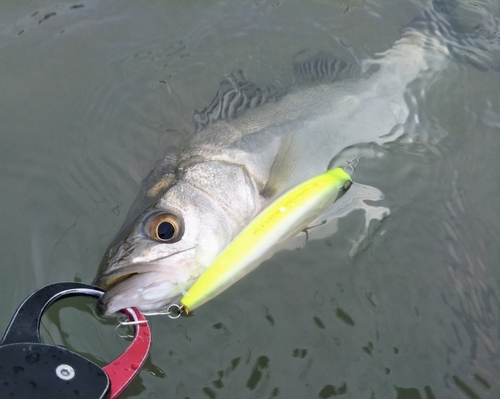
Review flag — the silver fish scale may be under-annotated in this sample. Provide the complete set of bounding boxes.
[181,161,261,230]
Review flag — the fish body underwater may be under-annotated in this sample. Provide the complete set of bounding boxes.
[94,1,499,316]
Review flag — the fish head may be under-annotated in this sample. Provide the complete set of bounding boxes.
[93,182,233,316]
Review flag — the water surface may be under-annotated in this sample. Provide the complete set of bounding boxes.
[1,1,499,398]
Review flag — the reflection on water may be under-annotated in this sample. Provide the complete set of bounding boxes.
[1,0,499,398]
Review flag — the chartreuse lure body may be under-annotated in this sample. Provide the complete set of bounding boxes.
[180,167,352,313]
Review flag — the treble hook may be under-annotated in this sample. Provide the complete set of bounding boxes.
[115,315,148,338]
[343,158,359,175]
[343,143,374,175]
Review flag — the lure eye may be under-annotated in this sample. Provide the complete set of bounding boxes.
[146,213,183,243]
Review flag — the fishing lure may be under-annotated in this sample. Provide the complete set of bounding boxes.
[180,167,352,313]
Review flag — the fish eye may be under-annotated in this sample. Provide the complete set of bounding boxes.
[146,213,183,243]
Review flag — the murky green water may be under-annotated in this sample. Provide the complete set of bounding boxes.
[1,1,499,398]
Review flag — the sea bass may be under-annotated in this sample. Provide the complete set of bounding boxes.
[93,3,494,315]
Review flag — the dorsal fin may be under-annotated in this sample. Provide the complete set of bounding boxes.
[193,70,284,133]
[293,51,358,84]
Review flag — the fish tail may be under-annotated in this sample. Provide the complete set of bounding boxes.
[408,0,500,72]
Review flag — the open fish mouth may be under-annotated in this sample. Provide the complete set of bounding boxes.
[94,262,196,316]
[94,271,138,291]
[93,262,165,291]
[96,272,175,316]
[93,243,199,316]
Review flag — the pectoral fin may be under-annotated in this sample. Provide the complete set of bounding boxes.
[260,133,297,199]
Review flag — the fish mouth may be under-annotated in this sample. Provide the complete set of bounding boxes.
[93,246,198,316]
[93,260,175,290]
[93,258,197,317]
[93,245,197,291]
[93,271,138,291]
[94,269,146,317]
[95,270,189,317]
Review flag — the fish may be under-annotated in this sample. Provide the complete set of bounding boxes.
[180,168,352,313]
[93,1,498,316]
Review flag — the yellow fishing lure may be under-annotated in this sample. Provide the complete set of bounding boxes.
[180,167,352,313]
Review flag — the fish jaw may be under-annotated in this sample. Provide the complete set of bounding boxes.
[94,243,199,316]
[96,269,195,316]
